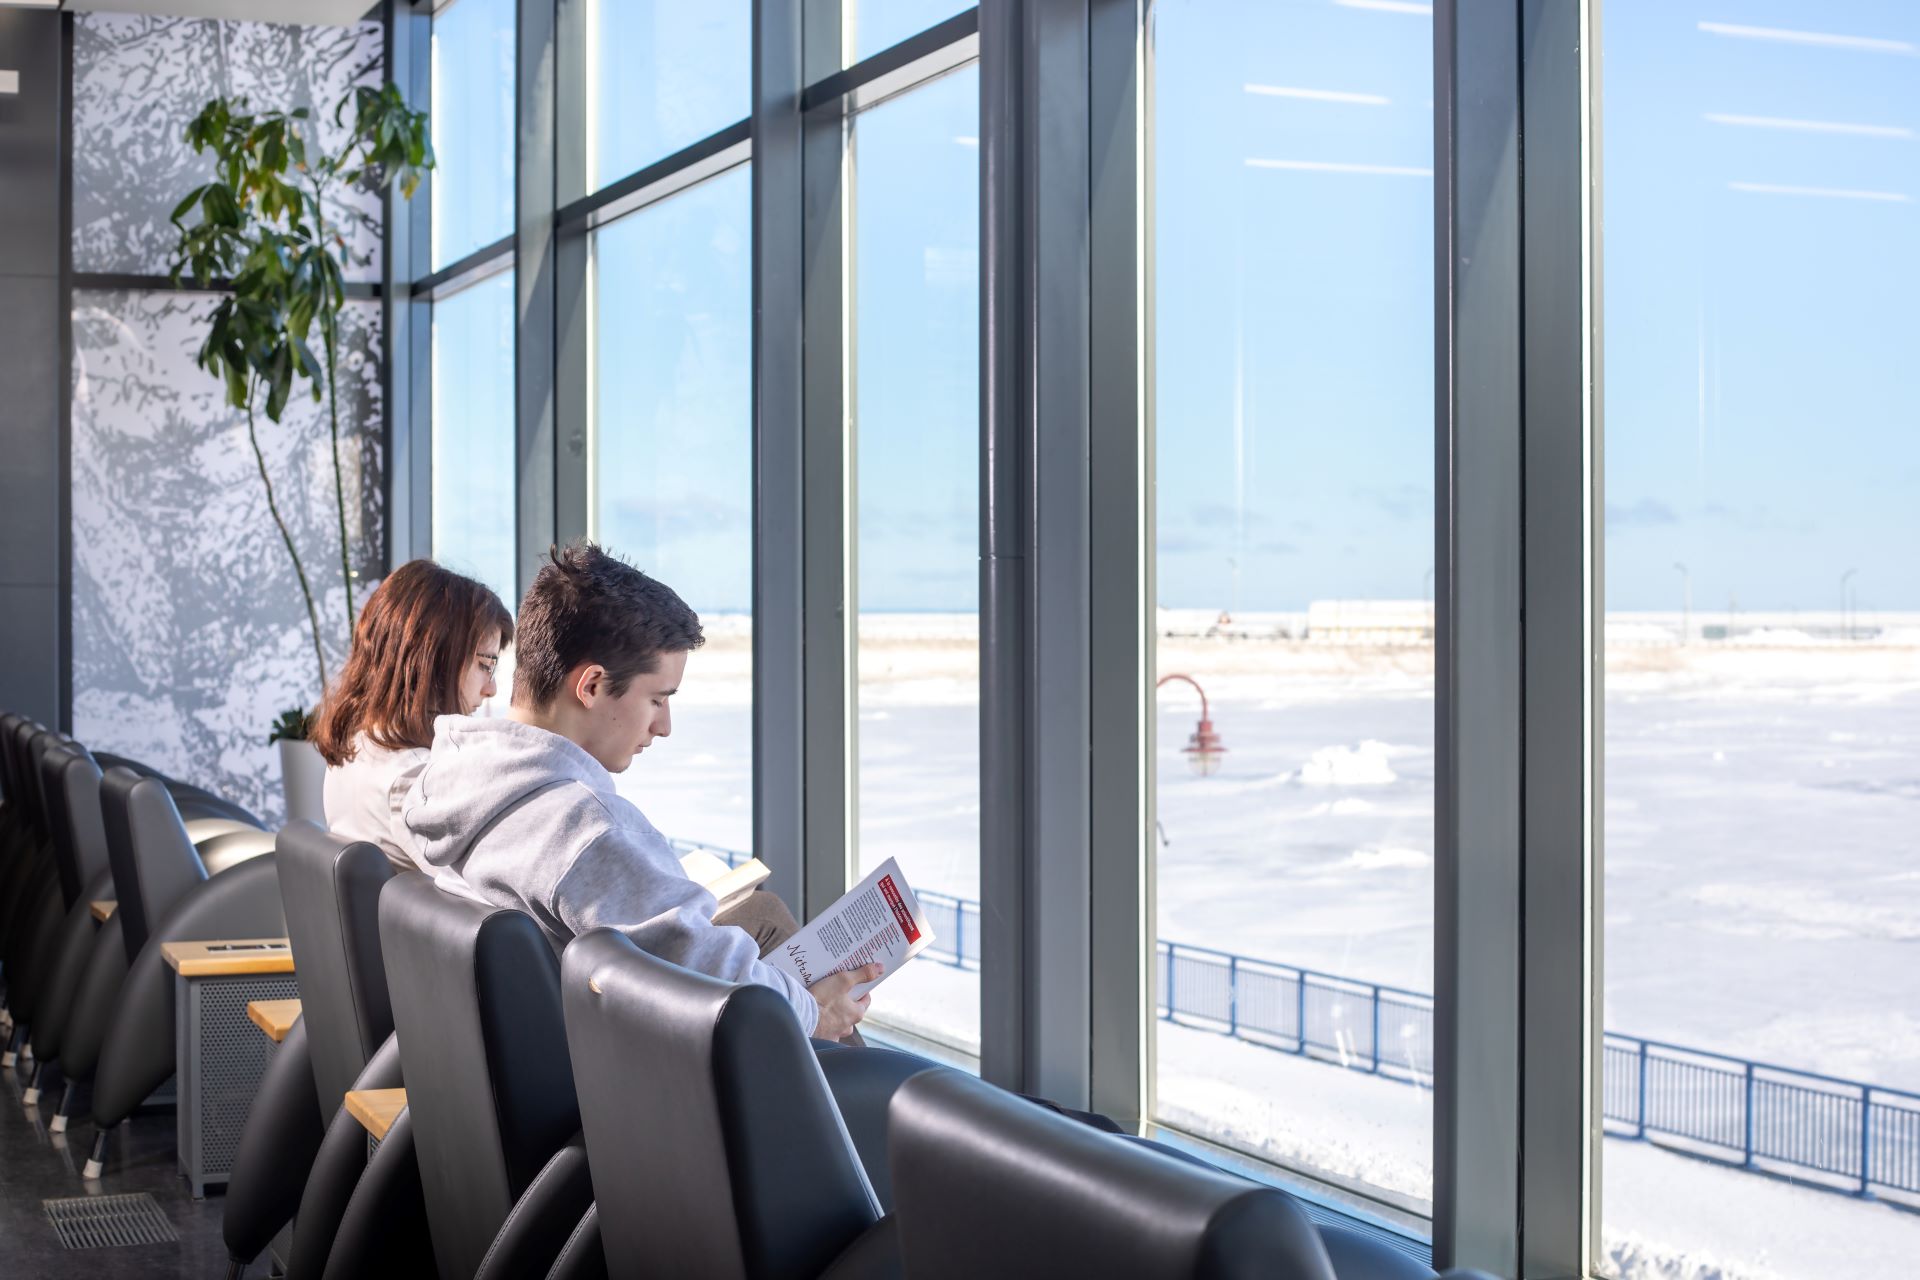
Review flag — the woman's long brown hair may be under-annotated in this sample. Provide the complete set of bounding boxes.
[311,560,515,766]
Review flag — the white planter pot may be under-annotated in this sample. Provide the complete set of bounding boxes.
[278,737,327,826]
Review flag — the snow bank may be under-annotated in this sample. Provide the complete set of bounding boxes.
[1297,740,1401,786]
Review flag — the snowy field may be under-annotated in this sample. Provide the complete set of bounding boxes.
[591,612,1920,1279]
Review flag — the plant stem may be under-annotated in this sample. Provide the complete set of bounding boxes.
[312,184,358,636]
[247,385,329,697]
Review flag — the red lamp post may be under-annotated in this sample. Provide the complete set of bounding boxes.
[1157,673,1226,776]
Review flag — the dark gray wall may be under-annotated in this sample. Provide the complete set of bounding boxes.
[0,11,66,731]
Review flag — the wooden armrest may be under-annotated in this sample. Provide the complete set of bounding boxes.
[344,1088,407,1141]
[247,998,302,1043]
[90,900,116,922]
[160,938,294,976]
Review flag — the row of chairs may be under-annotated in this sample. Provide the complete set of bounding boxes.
[0,711,280,1177]
[2,710,1494,1280]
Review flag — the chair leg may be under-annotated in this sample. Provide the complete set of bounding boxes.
[2,1021,23,1069]
[82,1126,109,1180]
[22,1058,44,1106]
[48,1081,76,1133]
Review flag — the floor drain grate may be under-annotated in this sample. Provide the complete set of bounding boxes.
[43,1192,178,1249]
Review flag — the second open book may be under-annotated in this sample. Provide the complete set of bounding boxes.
[683,852,935,999]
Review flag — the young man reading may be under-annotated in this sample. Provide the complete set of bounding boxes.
[393,541,876,1042]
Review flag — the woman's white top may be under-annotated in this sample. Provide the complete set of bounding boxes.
[322,732,430,870]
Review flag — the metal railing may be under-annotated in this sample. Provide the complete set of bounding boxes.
[676,841,1920,1198]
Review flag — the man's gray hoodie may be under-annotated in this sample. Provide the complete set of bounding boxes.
[395,714,818,1034]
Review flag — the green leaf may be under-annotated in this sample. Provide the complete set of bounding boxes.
[291,335,324,382]
[222,358,247,409]
[266,706,313,746]
[264,345,292,420]
[170,183,211,225]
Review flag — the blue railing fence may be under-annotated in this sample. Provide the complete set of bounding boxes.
[675,840,1920,1200]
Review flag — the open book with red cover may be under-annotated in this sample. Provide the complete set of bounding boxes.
[763,857,934,999]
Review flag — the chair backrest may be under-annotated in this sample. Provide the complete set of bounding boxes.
[58,749,112,890]
[22,725,60,842]
[379,871,580,1280]
[888,1071,1338,1280]
[39,743,88,909]
[276,821,397,1110]
[99,768,208,963]
[560,928,880,1280]
[0,711,19,808]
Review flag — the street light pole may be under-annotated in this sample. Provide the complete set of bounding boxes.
[1673,562,1691,646]
[1841,568,1858,641]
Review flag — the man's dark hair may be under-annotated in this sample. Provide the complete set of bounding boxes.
[511,541,704,709]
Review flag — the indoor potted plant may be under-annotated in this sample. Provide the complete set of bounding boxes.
[169,86,431,820]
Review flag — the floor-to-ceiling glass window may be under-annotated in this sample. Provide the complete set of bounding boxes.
[582,1,749,195]
[588,167,755,855]
[430,271,519,609]
[1148,0,1435,1218]
[848,63,982,1054]
[427,0,519,688]
[1598,6,1920,1276]
[430,0,515,268]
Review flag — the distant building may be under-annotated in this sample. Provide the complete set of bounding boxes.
[1304,600,1434,645]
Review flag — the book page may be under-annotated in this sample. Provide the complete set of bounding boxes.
[765,857,933,999]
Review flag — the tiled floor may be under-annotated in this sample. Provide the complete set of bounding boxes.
[0,1052,267,1279]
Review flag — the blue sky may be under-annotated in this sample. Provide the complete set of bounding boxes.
[428,0,1919,617]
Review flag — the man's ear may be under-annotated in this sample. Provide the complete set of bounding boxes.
[570,662,610,709]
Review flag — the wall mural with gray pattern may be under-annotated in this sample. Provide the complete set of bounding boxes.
[70,14,387,823]
[72,13,383,279]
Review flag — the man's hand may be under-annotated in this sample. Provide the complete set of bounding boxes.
[809,962,883,1042]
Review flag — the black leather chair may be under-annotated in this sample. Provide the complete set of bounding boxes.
[19,744,117,1110]
[224,823,436,1280]
[83,773,283,1178]
[2,727,70,1067]
[886,1071,1499,1280]
[379,872,597,1280]
[0,712,30,1024]
[560,928,897,1280]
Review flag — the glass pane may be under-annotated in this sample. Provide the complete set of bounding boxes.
[431,0,516,268]
[590,166,755,855]
[1600,5,1920,1276]
[431,271,518,607]
[850,66,981,1053]
[1149,0,1434,1214]
[584,0,750,194]
[846,1,973,65]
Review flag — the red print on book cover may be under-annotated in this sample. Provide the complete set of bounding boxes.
[878,876,920,943]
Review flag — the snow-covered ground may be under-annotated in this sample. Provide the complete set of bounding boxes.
[594,613,1920,1280]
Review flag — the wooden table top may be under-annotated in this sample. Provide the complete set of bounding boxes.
[344,1088,407,1142]
[90,900,115,922]
[247,998,302,1043]
[160,938,294,976]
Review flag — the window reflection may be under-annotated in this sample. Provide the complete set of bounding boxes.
[845,1,974,65]
[583,0,749,194]
[431,272,518,607]
[430,0,515,268]
[1149,0,1435,1213]
[850,65,982,1053]
[1600,4,1920,1275]
[590,166,755,855]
